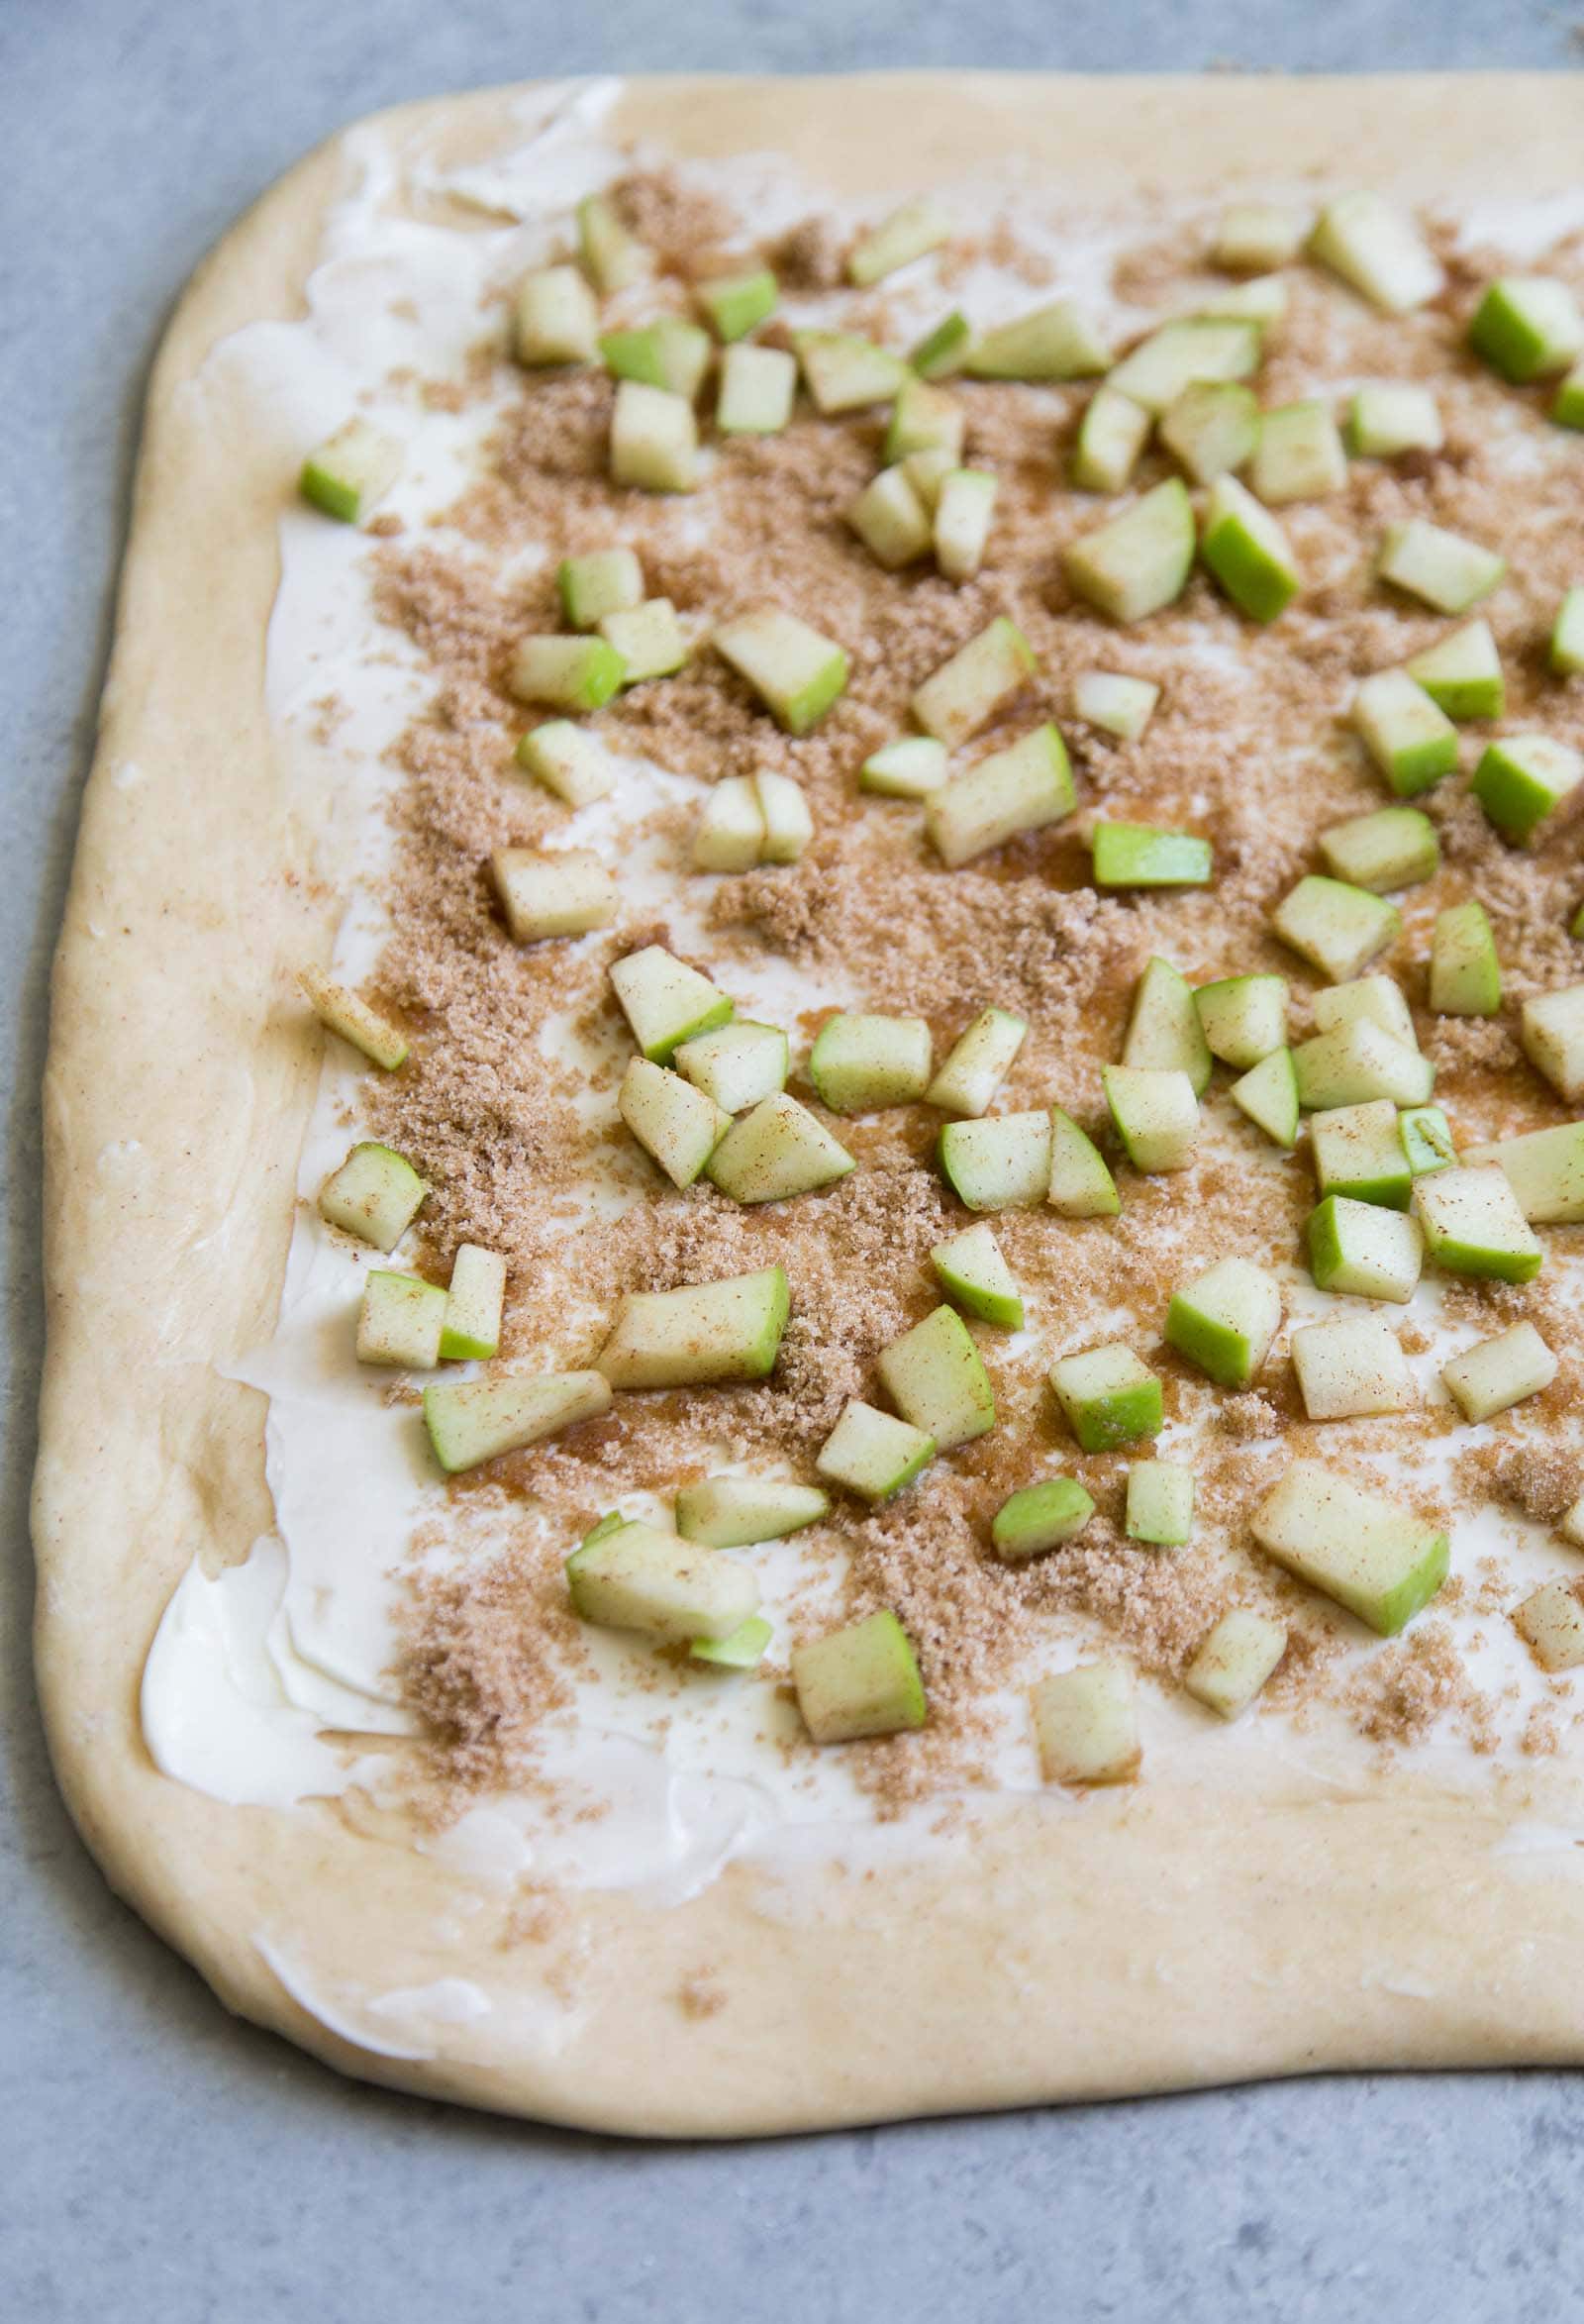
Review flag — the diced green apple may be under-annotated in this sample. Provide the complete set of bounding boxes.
[876,1304,995,1448]
[1197,275,1289,333]
[925,1005,1028,1117]
[1251,1459,1448,1635]
[1158,379,1259,484]
[1046,1107,1122,1216]
[1272,874,1399,982]
[860,736,948,798]
[1230,1047,1300,1148]
[714,610,848,734]
[816,1399,935,1502]
[909,311,972,379]
[514,720,618,806]
[599,318,712,399]
[964,299,1112,379]
[1462,1120,1584,1223]
[1103,1065,1200,1172]
[1049,1343,1162,1452]
[566,1518,758,1644]
[1347,382,1442,458]
[1554,363,1584,430]
[1071,385,1150,493]
[794,330,909,414]
[619,1058,730,1188]
[692,775,766,872]
[510,637,626,713]
[1472,732,1584,846]
[576,193,648,294]
[1064,479,1196,624]
[848,198,950,287]
[1165,1256,1281,1388]
[1308,193,1443,315]
[884,378,964,463]
[599,597,687,683]
[356,1270,446,1368]
[1073,671,1159,740]
[610,944,734,1062]
[515,265,600,365]
[690,1616,774,1671]
[911,617,1036,747]
[754,770,812,864]
[930,1221,1024,1329]
[299,419,403,524]
[934,469,997,583]
[1400,1105,1457,1179]
[991,1477,1094,1561]
[423,1369,612,1473]
[1306,1195,1423,1302]
[1107,319,1261,415]
[809,1013,933,1112]
[696,265,778,342]
[1291,1313,1415,1420]
[793,1610,927,1743]
[1350,669,1458,797]
[1318,805,1439,893]
[1122,957,1213,1094]
[298,965,408,1071]
[1442,1320,1556,1423]
[610,379,699,492]
[1200,475,1300,621]
[491,847,617,942]
[1469,275,1584,383]
[846,465,933,569]
[1378,519,1505,615]
[1250,399,1347,503]
[1126,1461,1195,1547]
[1183,1609,1287,1720]
[938,1111,1052,1210]
[706,1093,855,1203]
[1430,900,1501,1015]
[1514,1580,1584,1672]
[674,1019,789,1113]
[1522,983,1584,1101]
[1292,1018,1434,1110]
[1031,1663,1140,1785]
[1092,823,1212,888]
[1311,1098,1412,1208]
[1214,202,1307,272]
[596,1264,790,1387]
[1405,619,1504,721]
[1550,586,1584,675]
[439,1244,507,1363]
[675,1476,829,1547]
[1194,973,1287,1068]
[1415,1163,1542,1283]
[1311,972,1417,1049]
[557,547,644,631]
[319,1141,427,1253]
[925,724,1075,866]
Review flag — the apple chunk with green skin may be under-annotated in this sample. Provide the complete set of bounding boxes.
[423,1369,612,1474]
[1250,400,1347,504]
[1556,363,1584,431]
[492,848,617,943]
[356,1271,446,1369]
[599,598,687,683]
[938,1111,1051,1210]
[1463,1121,1584,1223]
[1031,1663,1139,1785]
[675,1476,829,1548]
[876,1305,995,1449]
[1064,480,1196,624]
[991,1478,1094,1562]
[1442,1321,1556,1424]
[299,965,408,1071]
[693,776,764,873]
[910,310,971,379]
[1252,1461,1447,1636]
[1272,875,1399,983]
[809,1013,933,1112]
[515,265,599,365]
[714,610,848,735]
[1072,385,1150,493]
[816,1400,935,1503]
[911,618,1036,748]
[846,465,933,570]
[558,547,644,631]
[696,264,778,342]
[597,1265,790,1388]
[1406,619,1504,722]
[1415,1164,1542,1284]
[609,380,698,493]
[1126,1461,1195,1547]
[515,721,617,807]
[1215,202,1306,271]
[885,378,964,463]
[1194,973,1287,1069]
[794,330,909,414]
[793,1610,927,1743]
[1092,824,1212,889]
[1469,276,1584,383]
[674,1019,788,1114]
[1047,1107,1121,1217]
[1292,1017,1434,1111]
[1291,1313,1415,1422]
[1522,984,1584,1101]
[1165,1257,1281,1388]
[1551,588,1584,676]
[1312,972,1417,1049]
[610,944,734,1064]
[566,1519,758,1645]
[319,1142,427,1253]
[931,1221,1025,1329]
[934,469,997,582]
[1307,1195,1423,1302]
[600,318,711,399]
[1184,1610,1287,1720]
[690,1617,773,1671]
[1400,1106,1457,1179]
[926,1005,1027,1117]
[1311,1098,1412,1209]
[1158,379,1259,484]
[1107,318,1261,415]
[860,736,947,798]
[926,725,1074,867]
[1073,671,1158,741]
[440,1245,507,1362]
[1308,193,1443,315]
[619,1058,730,1189]
[1050,1343,1161,1453]
[1200,476,1300,622]
[1123,957,1212,1093]
[965,297,1112,379]
[577,194,648,294]
[300,418,403,524]
[849,197,950,286]
[756,768,813,860]
[1378,519,1504,616]
[511,636,626,714]
[1103,1065,1199,1173]
[717,344,797,436]
[1431,901,1501,1016]
[1230,1048,1299,1148]
[1350,670,1458,798]
[1347,382,1442,459]
[1472,733,1584,846]
[706,1094,854,1204]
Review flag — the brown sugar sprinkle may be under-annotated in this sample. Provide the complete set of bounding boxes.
[346,177,1584,1806]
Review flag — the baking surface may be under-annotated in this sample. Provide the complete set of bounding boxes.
[8,2,1584,2318]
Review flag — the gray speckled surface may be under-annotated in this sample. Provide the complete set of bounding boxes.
[7,6,1584,2318]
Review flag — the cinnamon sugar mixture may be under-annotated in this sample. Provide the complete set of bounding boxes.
[337,169,1584,1806]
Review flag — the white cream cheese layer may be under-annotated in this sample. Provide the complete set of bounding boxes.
[144,88,1584,1924]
